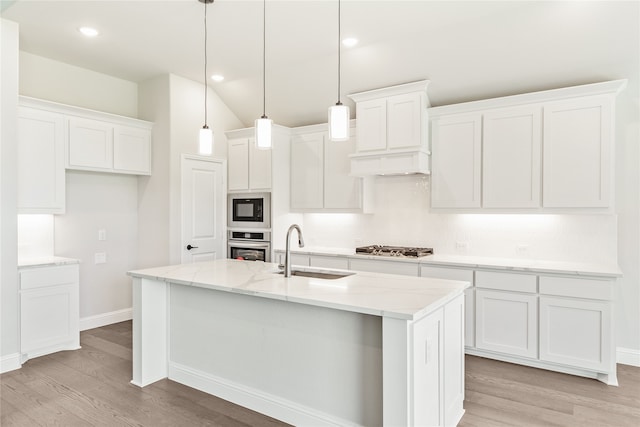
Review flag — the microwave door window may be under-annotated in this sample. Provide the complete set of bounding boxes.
[236,202,254,219]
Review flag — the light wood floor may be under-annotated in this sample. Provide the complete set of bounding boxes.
[1,321,638,426]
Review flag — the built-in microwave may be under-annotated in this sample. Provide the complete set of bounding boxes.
[228,192,271,229]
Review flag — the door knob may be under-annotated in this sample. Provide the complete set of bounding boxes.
[186,244,199,250]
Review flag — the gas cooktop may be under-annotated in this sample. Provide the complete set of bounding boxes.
[355,245,434,258]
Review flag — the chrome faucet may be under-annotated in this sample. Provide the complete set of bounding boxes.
[284,224,305,277]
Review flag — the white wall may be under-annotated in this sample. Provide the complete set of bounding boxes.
[138,73,244,268]
[18,52,140,325]
[17,214,54,258]
[1,18,20,371]
[19,51,138,118]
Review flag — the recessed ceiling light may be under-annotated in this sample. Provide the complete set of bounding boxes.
[78,27,99,37]
[211,74,224,82]
[342,37,358,47]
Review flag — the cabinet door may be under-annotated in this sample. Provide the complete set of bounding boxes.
[543,96,612,207]
[483,106,542,208]
[324,133,361,209]
[431,114,482,208]
[68,117,114,170]
[476,289,537,358]
[17,107,65,214]
[228,138,249,191]
[248,138,272,191]
[291,132,324,209]
[539,296,611,371]
[113,125,151,175]
[387,92,423,150]
[356,98,387,152]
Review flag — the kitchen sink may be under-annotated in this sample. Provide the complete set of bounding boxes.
[276,267,355,280]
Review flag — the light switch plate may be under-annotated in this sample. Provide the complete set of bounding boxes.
[94,252,107,264]
[98,229,107,241]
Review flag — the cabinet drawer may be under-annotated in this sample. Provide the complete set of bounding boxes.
[20,264,78,290]
[476,270,537,293]
[349,258,418,276]
[309,255,349,270]
[539,276,613,301]
[420,266,473,283]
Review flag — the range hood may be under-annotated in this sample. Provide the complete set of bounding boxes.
[347,80,431,176]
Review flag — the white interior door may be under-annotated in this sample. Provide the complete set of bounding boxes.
[181,155,225,264]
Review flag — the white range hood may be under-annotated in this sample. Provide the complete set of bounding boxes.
[347,80,431,176]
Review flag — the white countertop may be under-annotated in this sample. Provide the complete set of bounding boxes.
[18,256,80,269]
[128,259,469,321]
[273,247,622,278]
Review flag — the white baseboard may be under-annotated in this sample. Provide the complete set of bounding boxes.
[169,362,358,427]
[80,308,132,331]
[617,347,640,367]
[1,353,22,374]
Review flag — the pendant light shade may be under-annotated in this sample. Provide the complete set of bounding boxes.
[329,103,350,141]
[255,0,272,149]
[198,0,214,156]
[328,0,349,142]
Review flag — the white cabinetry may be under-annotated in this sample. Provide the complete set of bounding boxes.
[68,117,151,175]
[543,96,613,207]
[349,258,418,276]
[290,127,361,211]
[227,137,272,192]
[538,276,614,375]
[348,81,430,176]
[475,271,538,359]
[309,254,349,270]
[19,263,80,360]
[429,79,625,210]
[430,113,482,208]
[482,105,541,208]
[421,265,475,348]
[17,106,65,214]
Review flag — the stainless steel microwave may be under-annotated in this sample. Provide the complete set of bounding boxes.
[228,192,271,229]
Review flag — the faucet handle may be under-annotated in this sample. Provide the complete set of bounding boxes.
[277,263,285,271]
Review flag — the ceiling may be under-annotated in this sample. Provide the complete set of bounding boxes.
[2,0,639,128]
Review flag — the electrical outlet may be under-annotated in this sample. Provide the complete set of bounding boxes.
[98,229,107,241]
[455,241,470,252]
[94,252,107,264]
[516,244,530,256]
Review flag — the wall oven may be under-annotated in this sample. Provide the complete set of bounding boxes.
[228,192,271,229]
[228,230,271,262]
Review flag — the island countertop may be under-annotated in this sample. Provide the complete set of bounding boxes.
[128,258,469,321]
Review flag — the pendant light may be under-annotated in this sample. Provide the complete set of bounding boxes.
[198,0,214,156]
[255,0,272,149]
[328,0,350,142]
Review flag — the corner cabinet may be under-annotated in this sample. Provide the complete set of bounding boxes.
[429,80,626,210]
[290,125,361,211]
[19,262,80,361]
[17,105,66,214]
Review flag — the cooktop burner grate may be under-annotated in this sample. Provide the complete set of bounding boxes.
[355,245,434,258]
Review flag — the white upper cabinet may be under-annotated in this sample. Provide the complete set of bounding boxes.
[482,105,542,208]
[17,106,66,214]
[290,126,361,211]
[348,81,430,176]
[227,135,272,193]
[68,117,114,170]
[543,96,612,207]
[431,113,482,208]
[113,125,152,174]
[429,79,626,211]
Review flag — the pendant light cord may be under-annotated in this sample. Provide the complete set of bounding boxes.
[262,0,267,118]
[203,0,209,127]
[336,0,342,105]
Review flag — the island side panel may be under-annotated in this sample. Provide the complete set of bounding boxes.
[132,277,168,387]
[167,284,383,427]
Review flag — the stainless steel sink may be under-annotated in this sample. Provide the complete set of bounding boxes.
[276,267,354,280]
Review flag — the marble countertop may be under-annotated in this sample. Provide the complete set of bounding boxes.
[128,259,469,321]
[18,256,80,269]
[273,247,622,278]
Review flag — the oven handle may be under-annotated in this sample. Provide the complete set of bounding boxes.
[228,240,271,249]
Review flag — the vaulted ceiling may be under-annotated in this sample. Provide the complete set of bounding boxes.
[2,0,638,128]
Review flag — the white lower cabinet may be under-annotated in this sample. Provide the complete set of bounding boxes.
[20,264,80,360]
[475,289,538,359]
[349,258,418,276]
[420,265,475,348]
[309,254,349,270]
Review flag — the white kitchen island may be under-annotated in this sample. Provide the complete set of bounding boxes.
[128,259,469,427]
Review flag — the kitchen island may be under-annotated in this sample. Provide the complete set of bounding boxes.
[128,259,469,427]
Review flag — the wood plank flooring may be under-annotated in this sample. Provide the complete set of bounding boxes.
[2,321,639,426]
